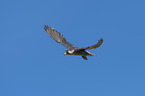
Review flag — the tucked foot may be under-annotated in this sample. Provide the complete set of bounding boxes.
[82,56,87,60]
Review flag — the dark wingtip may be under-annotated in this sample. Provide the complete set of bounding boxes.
[44,25,46,30]
[44,25,46,27]
[44,25,49,31]
[98,38,103,42]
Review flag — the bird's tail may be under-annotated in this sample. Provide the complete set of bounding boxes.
[86,50,96,56]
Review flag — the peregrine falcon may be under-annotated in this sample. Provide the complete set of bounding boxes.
[44,25,103,60]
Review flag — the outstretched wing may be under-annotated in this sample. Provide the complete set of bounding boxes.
[44,25,78,50]
[80,38,103,50]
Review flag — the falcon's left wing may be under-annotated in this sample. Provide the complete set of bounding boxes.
[80,38,103,50]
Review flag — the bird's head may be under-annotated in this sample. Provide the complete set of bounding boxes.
[64,50,74,55]
[64,50,69,55]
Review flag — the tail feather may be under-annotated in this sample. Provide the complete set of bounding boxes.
[86,50,96,56]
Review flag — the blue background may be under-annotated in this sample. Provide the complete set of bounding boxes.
[0,0,145,96]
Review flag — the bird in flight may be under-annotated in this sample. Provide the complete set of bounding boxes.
[44,25,103,60]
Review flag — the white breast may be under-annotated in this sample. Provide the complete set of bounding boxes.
[68,50,74,54]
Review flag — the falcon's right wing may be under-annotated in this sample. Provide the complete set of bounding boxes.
[44,25,78,50]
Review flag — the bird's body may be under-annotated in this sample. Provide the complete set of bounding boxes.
[64,49,95,60]
[44,25,103,60]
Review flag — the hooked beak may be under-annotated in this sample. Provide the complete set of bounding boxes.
[64,52,67,55]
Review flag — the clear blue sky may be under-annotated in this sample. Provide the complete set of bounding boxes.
[0,0,145,96]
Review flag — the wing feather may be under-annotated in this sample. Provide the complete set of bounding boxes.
[44,25,78,50]
[81,38,103,50]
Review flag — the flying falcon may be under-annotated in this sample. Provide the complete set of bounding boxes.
[44,25,103,60]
